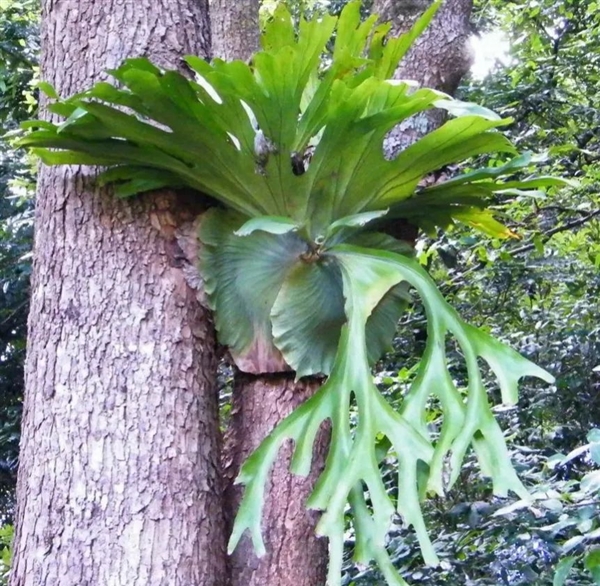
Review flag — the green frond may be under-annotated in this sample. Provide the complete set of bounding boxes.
[229,245,554,585]
[16,0,552,237]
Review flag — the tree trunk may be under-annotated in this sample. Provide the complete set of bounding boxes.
[11,2,227,586]
[373,0,473,247]
[209,4,330,585]
[374,0,474,154]
[209,0,260,62]
[224,373,329,586]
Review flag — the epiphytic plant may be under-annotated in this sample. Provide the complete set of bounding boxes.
[19,2,565,583]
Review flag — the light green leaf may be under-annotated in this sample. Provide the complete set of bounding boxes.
[435,98,503,121]
[435,152,536,186]
[230,244,552,585]
[261,3,296,50]
[364,282,411,364]
[590,449,600,466]
[497,176,577,190]
[451,207,518,239]
[327,210,389,238]
[553,556,576,586]
[235,216,301,236]
[36,81,58,99]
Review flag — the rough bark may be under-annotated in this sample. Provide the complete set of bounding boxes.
[374,0,474,154]
[209,0,260,61]
[224,373,329,586]
[11,2,227,586]
[209,3,330,585]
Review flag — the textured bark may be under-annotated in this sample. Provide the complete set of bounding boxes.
[374,0,474,155]
[224,373,329,586]
[209,0,260,61]
[11,2,227,586]
[210,3,330,584]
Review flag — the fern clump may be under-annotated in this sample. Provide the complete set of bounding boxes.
[19,2,563,584]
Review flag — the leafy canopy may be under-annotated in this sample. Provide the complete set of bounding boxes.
[17,1,564,583]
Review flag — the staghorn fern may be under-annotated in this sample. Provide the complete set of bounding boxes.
[18,2,565,583]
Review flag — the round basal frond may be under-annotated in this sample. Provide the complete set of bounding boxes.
[201,209,417,376]
[199,208,308,373]
[270,257,346,379]
[270,255,413,377]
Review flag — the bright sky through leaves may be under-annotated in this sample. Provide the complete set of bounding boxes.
[470,30,512,79]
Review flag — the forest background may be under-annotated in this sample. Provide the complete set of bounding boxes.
[0,0,599,584]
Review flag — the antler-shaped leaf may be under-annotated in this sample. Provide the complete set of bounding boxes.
[388,151,574,236]
[229,244,554,585]
[17,0,559,239]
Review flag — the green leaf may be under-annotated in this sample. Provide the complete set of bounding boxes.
[235,216,301,236]
[553,556,576,586]
[271,258,346,378]
[372,0,442,79]
[585,549,600,585]
[36,81,58,99]
[261,3,296,50]
[20,3,538,238]
[97,167,183,197]
[230,244,552,585]
[302,81,443,232]
[367,116,516,208]
[387,195,515,239]
[327,210,389,239]
[199,209,307,373]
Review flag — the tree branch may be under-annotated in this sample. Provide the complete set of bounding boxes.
[511,209,600,256]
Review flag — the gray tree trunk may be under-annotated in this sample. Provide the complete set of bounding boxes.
[208,4,330,585]
[209,0,260,61]
[11,2,227,586]
[374,0,474,154]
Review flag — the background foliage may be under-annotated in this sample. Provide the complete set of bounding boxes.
[339,0,600,583]
[0,0,599,584]
[0,1,37,582]
[0,0,37,525]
